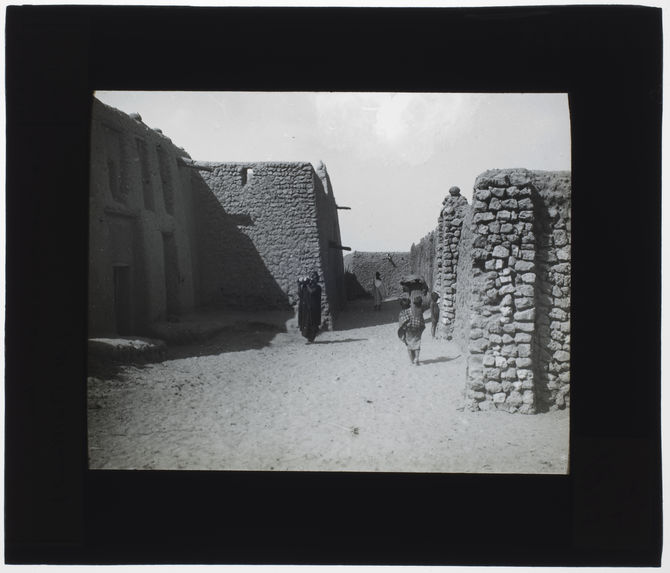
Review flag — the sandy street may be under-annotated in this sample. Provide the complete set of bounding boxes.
[87,300,569,473]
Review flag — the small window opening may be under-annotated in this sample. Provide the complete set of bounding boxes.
[241,167,253,186]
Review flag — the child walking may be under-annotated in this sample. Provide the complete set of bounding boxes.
[398,295,426,365]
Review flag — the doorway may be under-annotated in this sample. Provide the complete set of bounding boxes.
[113,265,132,335]
[162,233,180,317]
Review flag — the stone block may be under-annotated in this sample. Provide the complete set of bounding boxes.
[500,223,514,234]
[514,297,533,311]
[489,334,503,345]
[499,284,515,295]
[497,210,512,221]
[484,367,502,381]
[473,200,488,212]
[502,323,517,334]
[473,212,495,224]
[557,247,571,261]
[492,392,507,404]
[494,356,507,368]
[517,343,532,358]
[501,344,518,357]
[515,321,535,332]
[501,367,518,381]
[507,391,523,407]
[501,198,518,210]
[502,333,514,344]
[553,263,571,274]
[483,354,496,367]
[514,332,532,343]
[492,245,509,258]
[558,371,571,384]
[520,249,534,261]
[554,350,570,362]
[474,188,492,201]
[489,198,502,210]
[488,321,503,334]
[516,357,532,368]
[549,308,569,321]
[514,309,535,322]
[515,285,534,297]
[519,272,536,284]
[553,229,569,247]
[488,222,501,234]
[522,390,535,405]
[485,381,503,393]
[514,260,535,273]
[519,210,534,222]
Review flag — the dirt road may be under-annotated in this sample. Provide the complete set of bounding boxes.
[88,300,569,473]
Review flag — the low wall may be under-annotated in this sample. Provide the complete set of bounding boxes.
[343,251,411,300]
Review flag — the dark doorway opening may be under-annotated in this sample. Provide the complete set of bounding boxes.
[162,233,180,317]
[113,265,132,335]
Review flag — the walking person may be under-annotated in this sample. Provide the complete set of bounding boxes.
[372,271,386,311]
[398,295,426,365]
[298,270,322,343]
[430,292,440,338]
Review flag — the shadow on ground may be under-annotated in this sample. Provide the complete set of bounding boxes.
[336,299,401,331]
[418,354,462,365]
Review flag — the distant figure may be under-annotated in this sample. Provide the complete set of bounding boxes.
[298,270,322,343]
[398,296,426,365]
[430,292,440,338]
[372,271,386,311]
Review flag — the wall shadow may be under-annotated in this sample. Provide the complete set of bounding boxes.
[190,171,294,310]
[335,299,401,331]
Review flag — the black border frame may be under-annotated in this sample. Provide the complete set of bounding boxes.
[5,5,662,565]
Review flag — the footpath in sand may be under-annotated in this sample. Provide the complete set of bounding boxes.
[87,299,569,473]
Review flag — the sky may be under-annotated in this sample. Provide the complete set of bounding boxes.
[95,91,571,252]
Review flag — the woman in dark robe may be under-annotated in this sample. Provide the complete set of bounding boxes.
[298,270,322,342]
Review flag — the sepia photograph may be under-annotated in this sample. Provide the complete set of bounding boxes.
[87,91,571,473]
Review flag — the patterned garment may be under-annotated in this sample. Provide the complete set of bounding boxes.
[406,308,426,330]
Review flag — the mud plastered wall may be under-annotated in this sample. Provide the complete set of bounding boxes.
[89,99,199,336]
[409,231,437,292]
[454,169,571,413]
[197,162,344,329]
[343,251,410,300]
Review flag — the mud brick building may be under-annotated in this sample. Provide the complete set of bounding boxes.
[88,99,345,337]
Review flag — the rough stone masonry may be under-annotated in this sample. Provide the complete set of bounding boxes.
[413,169,570,413]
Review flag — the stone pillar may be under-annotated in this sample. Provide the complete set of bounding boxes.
[463,171,538,413]
[436,186,468,338]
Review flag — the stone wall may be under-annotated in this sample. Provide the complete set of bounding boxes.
[197,161,344,329]
[343,251,410,299]
[434,186,469,337]
[88,99,200,336]
[424,169,570,413]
